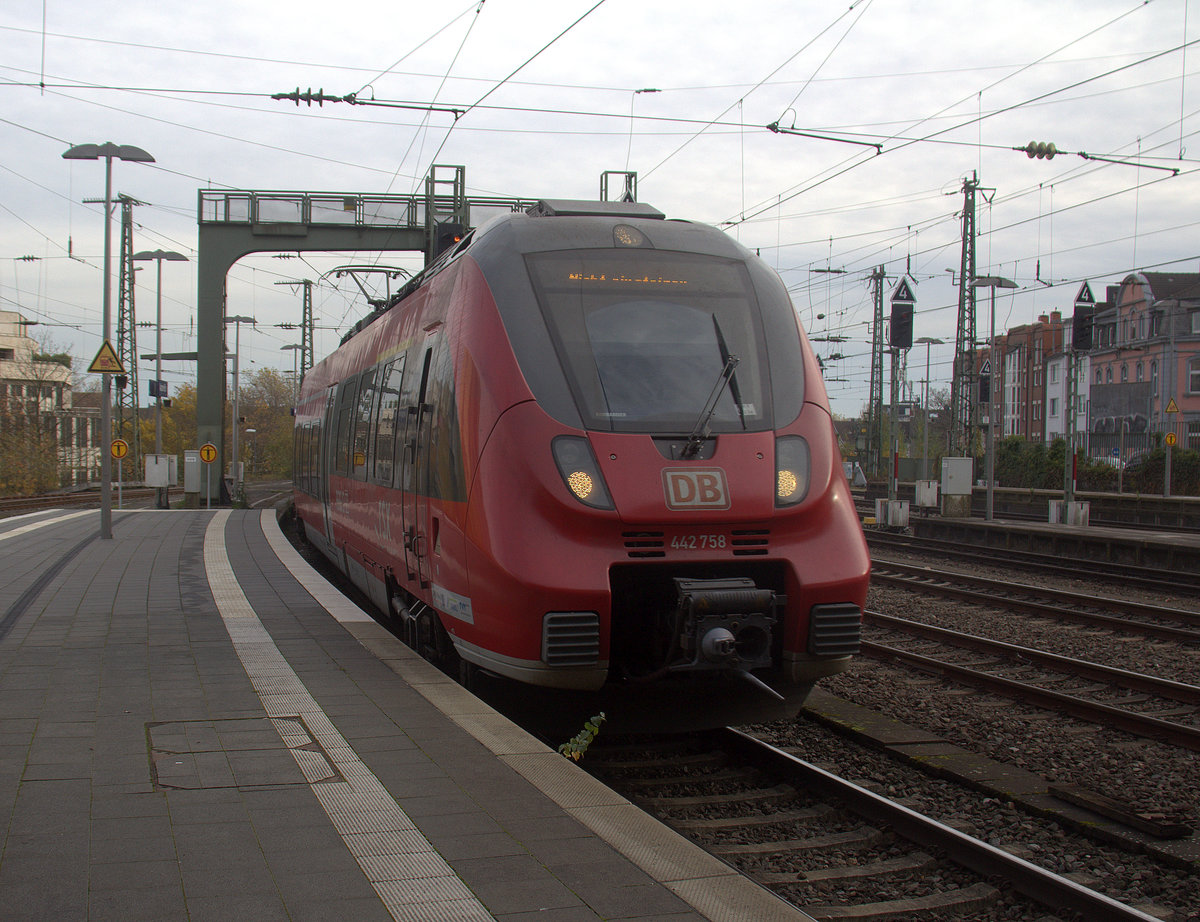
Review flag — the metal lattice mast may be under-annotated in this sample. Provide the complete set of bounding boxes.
[115,194,142,461]
[950,174,978,454]
[300,279,313,380]
[867,266,885,476]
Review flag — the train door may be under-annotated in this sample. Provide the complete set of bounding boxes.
[400,342,435,587]
[319,385,337,543]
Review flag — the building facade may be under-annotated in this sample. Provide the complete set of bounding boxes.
[0,311,101,492]
[1087,272,1200,457]
[1000,311,1065,441]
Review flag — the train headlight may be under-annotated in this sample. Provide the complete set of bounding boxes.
[552,437,614,510]
[775,436,810,507]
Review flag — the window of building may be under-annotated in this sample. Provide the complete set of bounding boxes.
[1136,362,1143,382]
[1106,367,1113,383]
[0,348,14,361]
[1049,397,1059,417]
[1152,360,1158,393]
[1120,364,1128,382]
[1189,356,1200,394]
[1096,369,1103,385]
[1050,364,1058,385]
[1192,311,1200,334]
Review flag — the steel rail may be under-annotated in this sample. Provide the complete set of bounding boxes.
[865,610,1200,704]
[867,530,1200,592]
[860,639,1200,751]
[873,559,1200,625]
[871,562,1200,642]
[0,488,157,518]
[722,728,1165,922]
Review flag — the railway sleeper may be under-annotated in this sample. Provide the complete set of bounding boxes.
[668,804,835,831]
[711,826,882,855]
[759,850,936,886]
[802,881,1000,921]
[614,767,762,791]
[637,782,795,810]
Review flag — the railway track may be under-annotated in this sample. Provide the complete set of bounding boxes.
[855,495,1200,535]
[867,530,1200,594]
[0,488,157,518]
[870,558,1200,643]
[863,610,1200,758]
[585,728,1162,921]
[0,483,290,520]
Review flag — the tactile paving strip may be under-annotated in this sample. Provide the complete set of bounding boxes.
[204,511,492,922]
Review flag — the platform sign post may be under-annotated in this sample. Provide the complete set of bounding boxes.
[111,438,129,510]
[200,442,218,510]
[1064,282,1095,515]
[1165,398,1179,497]
[887,278,916,515]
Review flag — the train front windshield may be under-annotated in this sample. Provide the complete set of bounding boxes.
[527,250,775,434]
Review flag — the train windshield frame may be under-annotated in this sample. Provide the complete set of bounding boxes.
[526,249,775,434]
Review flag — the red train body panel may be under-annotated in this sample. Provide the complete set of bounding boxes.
[293,200,869,727]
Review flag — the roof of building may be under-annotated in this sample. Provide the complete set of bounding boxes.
[1131,271,1200,303]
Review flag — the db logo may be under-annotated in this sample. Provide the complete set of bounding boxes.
[662,468,730,510]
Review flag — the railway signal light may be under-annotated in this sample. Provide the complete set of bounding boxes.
[1072,306,1094,352]
[435,222,466,258]
[888,301,914,350]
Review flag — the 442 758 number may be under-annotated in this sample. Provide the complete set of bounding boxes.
[670,534,727,550]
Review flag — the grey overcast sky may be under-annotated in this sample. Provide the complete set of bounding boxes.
[2,0,1198,416]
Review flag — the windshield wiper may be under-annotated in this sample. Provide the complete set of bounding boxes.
[682,352,739,459]
[712,315,747,430]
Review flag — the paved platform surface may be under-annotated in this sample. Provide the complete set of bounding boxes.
[0,507,812,922]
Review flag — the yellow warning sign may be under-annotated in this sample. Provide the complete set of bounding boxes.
[1166,431,1178,447]
[111,438,129,460]
[1166,397,1180,413]
[199,442,218,464]
[88,340,125,374]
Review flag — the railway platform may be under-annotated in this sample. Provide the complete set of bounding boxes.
[0,507,811,922]
[908,513,1200,572]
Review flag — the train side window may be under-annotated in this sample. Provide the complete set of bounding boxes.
[296,424,306,494]
[300,423,313,495]
[334,379,358,475]
[306,423,319,495]
[352,367,377,480]
[373,357,406,484]
[293,425,303,491]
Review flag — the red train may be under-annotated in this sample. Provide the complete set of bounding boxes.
[293,200,869,728]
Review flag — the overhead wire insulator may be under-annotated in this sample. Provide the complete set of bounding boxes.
[1024,141,1058,160]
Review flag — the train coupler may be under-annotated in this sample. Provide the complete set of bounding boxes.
[671,577,778,675]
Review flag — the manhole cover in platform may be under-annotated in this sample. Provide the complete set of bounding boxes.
[148,716,342,790]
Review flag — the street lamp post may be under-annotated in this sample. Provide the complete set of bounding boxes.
[280,344,303,405]
[915,336,944,481]
[244,429,257,478]
[971,276,1018,521]
[133,249,188,508]
[224,315,256,499]
[62,142,155,539]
